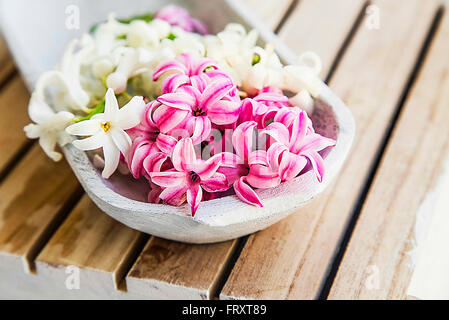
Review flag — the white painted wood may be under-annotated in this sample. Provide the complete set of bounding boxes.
[0,0,355,243]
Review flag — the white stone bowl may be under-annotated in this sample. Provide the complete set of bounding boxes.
[0,0,355,243]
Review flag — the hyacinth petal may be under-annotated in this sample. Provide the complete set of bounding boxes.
[290,111,308,154]
[153,60,186,81]
[152,105,188,133]
[279,153,307,181]
[143,152,168,176]
[246,164,281,189]
[190,74,209,92]
[104,88,119,120]
[110,128,132,158]
[102,135,120,179]
[233,121,257,161]
[194,154,222,180]
[299,134,336,153]
[66,119,101,136]
[190,116,212,145]
[172,138,196,172]
[234,177,263,208]
[157,92,195,111]
[150,171,188,188]
[218,152,243,168]
[201,172,229,192]
[273,107,299,128]
[187,184,203,217]
[248,150,269,166]
[267,142,288,172]
[156,133,178,155]
[116,96,146,129]
[239,99,258,123]
[72,132,105,151]
[159,185,188,206]
[303,151,325,183]
[162,74,190,94]
[128,138,154,179]
[200,78,234,110]
[148,185,162,204]
[254,92,289,104]
[178,85,202,104]
[194,59,217,74]
[260,122,290,146]
[207,100,241,125]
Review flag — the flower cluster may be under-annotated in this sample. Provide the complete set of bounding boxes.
[24,5,335,217]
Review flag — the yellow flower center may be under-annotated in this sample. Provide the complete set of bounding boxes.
[101,121,111,132]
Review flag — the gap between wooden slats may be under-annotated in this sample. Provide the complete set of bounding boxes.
[328,5,447,300]
[35,196,149,298]
[0,36,16,87]
[220,0,440,300]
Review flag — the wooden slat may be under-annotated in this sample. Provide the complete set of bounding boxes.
[242,0,295,30]
[126,238,238,299]
[0,36,14,83]
[0,77,31,176]
[221,0,439,300]
[328,7,449,300]
[0,145,81,274]
[36,196,147,293]
[278,0,365,78]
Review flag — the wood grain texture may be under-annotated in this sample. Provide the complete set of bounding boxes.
[279,0,365,78]
[0,36,14,83]
[242,0,295,30]
[0,77,31,176]
[36,196,147,292]
[221,0,440,300]
[126,237,238,299]
[328,7,449,300]
[0,145,81,273]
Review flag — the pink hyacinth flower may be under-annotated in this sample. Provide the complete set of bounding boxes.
[219,121,281,208]
[155,5,209,35]
[150,138,229,216]
[157,76,241,144]
[261,111,336,182]
[127,102,180,179]
[238,87,293,129]
[153,53,218,83]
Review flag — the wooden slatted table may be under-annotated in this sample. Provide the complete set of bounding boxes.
[1,0,448,300]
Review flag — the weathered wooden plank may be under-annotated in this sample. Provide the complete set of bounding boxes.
[329,8,449,300]
[242,0,295,30]
[279,0,365,78]
[36,196,147,293]
[0,36,15,83]
[221,0,439,300]
[0,77,31,177]
[126,238,238,299]
[0,145,81,274]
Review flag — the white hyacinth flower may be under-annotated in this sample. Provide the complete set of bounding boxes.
[205,23,258,85]
[106,47,155,93]
[24,94,75,161]
[282,51,323,99]
[66,88,145,179]
[243,44,284,93]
